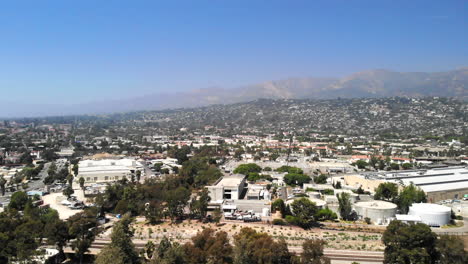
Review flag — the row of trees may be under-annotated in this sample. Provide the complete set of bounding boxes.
[96,221,331,264]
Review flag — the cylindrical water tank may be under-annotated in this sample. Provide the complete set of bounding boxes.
[354,201,397,223]
[408,203,451,227]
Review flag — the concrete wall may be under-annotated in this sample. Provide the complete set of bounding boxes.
[427,188,468,203]
[207,186,224,201]
[343,175,386,193]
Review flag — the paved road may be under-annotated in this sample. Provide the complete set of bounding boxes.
[139,161,155,183]
[0,162,51,205]
[432,217,468,235]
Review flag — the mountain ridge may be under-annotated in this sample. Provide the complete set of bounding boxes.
[1,68,467,118]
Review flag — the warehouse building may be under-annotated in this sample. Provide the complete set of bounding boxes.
[76,158,142,184]
[346,166,468,202]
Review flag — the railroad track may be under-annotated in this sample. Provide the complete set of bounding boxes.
[66,239,384,263]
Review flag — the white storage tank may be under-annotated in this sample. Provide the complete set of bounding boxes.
[408,203,451,227]
[354,201,397,224]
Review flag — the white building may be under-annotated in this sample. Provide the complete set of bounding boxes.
[207,174,246,202]
[76,159,143,184]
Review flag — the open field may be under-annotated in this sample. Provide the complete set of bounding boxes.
[130,219,385,252]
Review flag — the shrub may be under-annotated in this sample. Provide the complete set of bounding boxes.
[315,208,338,221]
[272,219,288,226]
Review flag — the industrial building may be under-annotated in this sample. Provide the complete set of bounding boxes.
[345,166,468,202]
[207,174,246,202]
[76,158,143,184]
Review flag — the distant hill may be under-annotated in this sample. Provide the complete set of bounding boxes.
[1,68,467,117]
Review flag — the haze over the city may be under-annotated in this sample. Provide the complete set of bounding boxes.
[0,0,467,117]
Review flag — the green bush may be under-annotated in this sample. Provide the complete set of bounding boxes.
[233,163,262,175]
[315,208,338,221]
[276,166,304,174]
[284,173,311,187]
[285,215,299,225]
[272,219,288,226]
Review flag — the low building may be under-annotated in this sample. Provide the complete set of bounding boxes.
[76,159,142,184]
[207,174,246,201]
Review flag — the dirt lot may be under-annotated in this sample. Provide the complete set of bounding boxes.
[131,219,384,252]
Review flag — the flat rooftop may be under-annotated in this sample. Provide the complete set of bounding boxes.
[215,174,245,187]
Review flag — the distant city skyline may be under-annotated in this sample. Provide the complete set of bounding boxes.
[0,0,467,107]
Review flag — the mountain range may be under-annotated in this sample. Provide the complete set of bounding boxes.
[2,68,467,118]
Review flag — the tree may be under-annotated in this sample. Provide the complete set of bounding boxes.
[73,164,79,175]
[212,208,222,224]
[95,246,127,264]
[334,181,342,189]
[44,218,70,262]
[233,227,293,264]
[337,192,354,221]
[63,186,74,198]
[190,188,211,219]
[19,152,33,165]
[374,182,398,202]
[402,163,413,170]
[183,228,233,264]
[314,174,327,184]
[68,211,98,264]
[314,208,337,221]
[436,235,468,264]
[151,237,186,264]
[0,176,6,196]
[145,201,162,225]
[153,162,163,172]
[301,239,330,264]
[145,240,156,260]
[271,199,287,217]
[9,191,29,211]
[99,214,140,264]
[382,221,438,264]
[233,163,262,175]
[355,160,368,169]
[390,163,400,170]
[276,166,304,174]
[396,184,426,214]
[136,170,141,182]
[66,173,73,186]
[79,177,85,192]
[284,173,311,187]
[290,198,318,228]
[166,186,190,222]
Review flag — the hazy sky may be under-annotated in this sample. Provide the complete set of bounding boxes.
[0,0,466,105]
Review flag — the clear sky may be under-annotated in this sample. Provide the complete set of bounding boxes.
[0,0,466,105]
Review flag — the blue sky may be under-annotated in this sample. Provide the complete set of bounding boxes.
[0,0,466,105]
